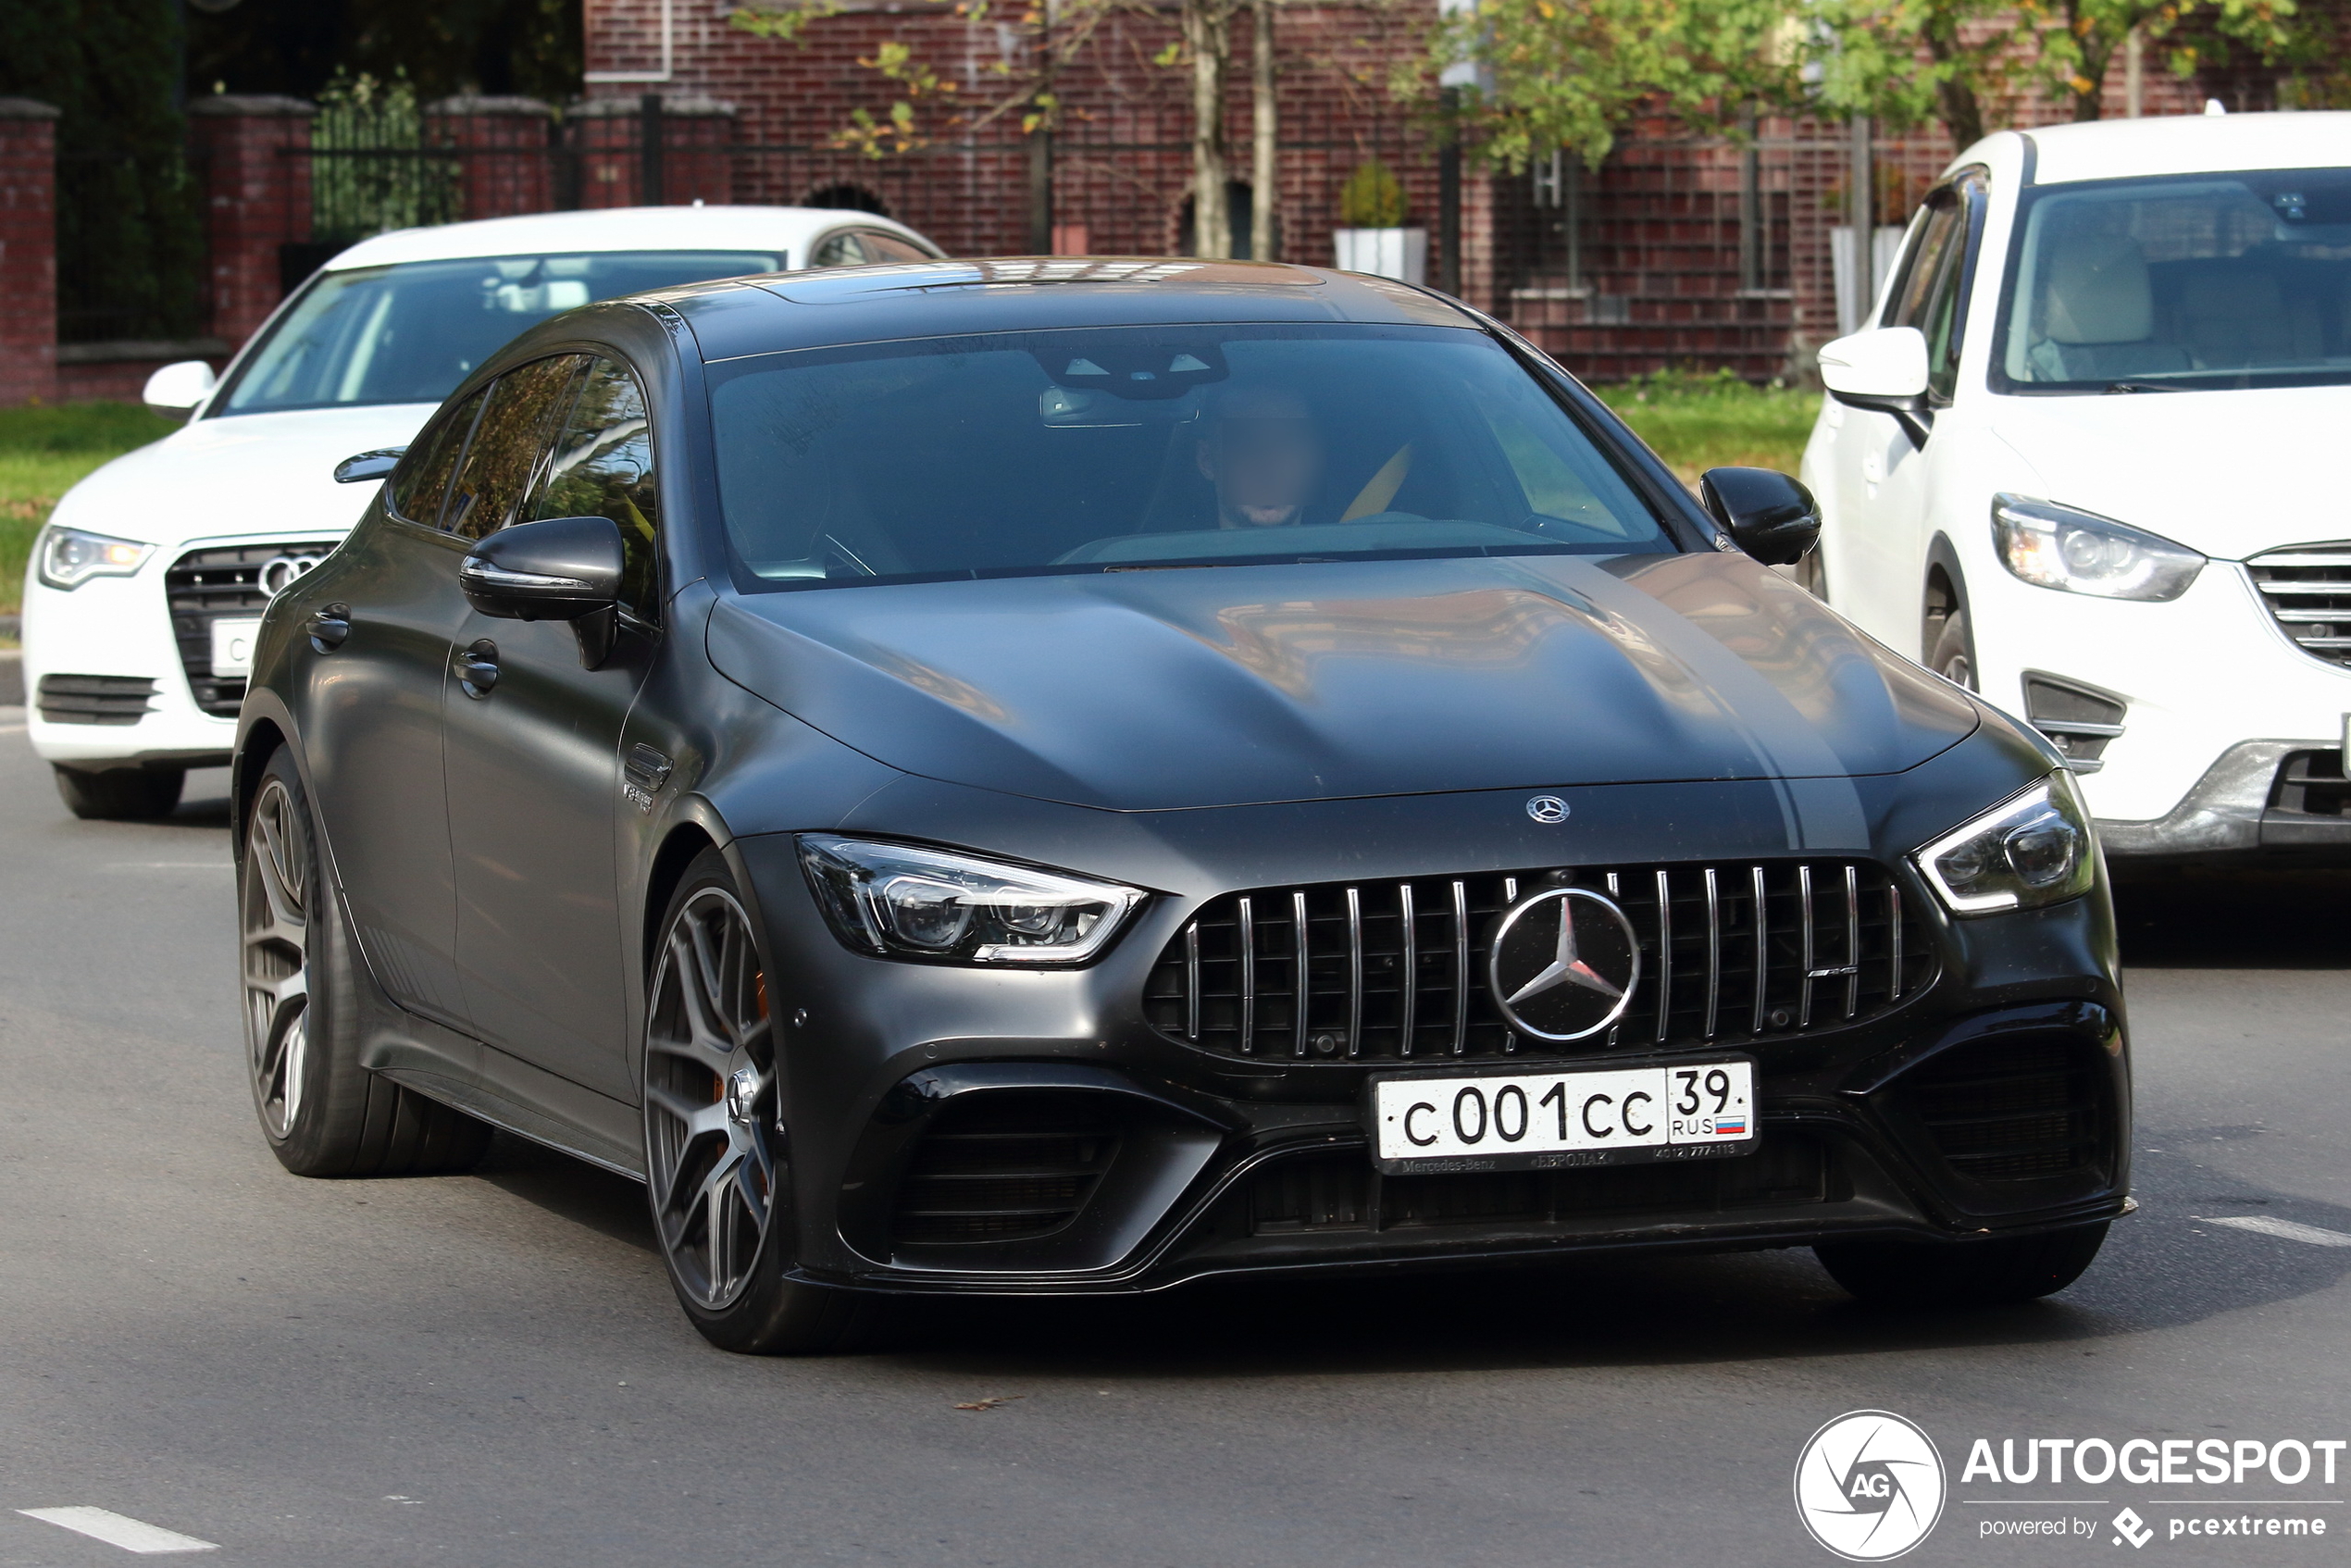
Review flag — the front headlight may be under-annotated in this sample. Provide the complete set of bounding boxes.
[1992,494,2204,602]
[1913,773,2097,916]
[36,525,155,591]
[799,835,1146,965]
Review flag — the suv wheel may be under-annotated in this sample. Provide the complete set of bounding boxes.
[1815,1221,2108,1308]
[241,747,491,1176]
[1926,606,1975,690]
[642,849,877,1354]
[55,764,183,820]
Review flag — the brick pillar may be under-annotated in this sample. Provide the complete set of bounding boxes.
[0,99,59,407]
[569,94,737,208]
[426,95,556,220]
[189,95,316,349]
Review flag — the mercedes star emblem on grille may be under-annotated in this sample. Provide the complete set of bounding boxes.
[1524,794,1568,824]
[1486,887,1641,1040]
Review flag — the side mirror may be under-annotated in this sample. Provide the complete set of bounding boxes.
[1700,467,1821,566]
[1816,326,1932,446]
[458,516,625,622]
[143,359,218,422]
[334,447,406,484]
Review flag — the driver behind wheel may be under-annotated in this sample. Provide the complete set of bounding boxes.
[1195,387,1325,529]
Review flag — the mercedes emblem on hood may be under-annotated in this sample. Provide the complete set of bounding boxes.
[1486,886,1641,1041]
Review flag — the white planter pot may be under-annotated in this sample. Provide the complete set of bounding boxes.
[1333,227,1428,285]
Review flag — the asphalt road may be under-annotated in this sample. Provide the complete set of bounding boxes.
[2,717,2346,1568]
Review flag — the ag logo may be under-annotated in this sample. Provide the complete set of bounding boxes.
[1793,1410,1946,1562]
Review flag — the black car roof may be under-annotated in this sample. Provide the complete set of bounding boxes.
[647,257,1481,362]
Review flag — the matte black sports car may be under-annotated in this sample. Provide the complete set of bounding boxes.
[234,258,2129,1352]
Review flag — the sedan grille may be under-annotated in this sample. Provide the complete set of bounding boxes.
[165,541,340,716]
[1144,860,1935,1063]
[36,673,155,726]
[2245,541,2351,668]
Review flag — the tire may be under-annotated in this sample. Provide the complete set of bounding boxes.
[240,745,491,1177]
[642,848,877,1354]
[1925,605,1976,691]
[55,764,184,820]
[1815,1222,2109,1309]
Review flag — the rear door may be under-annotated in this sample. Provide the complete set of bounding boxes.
[442,355,663,1099]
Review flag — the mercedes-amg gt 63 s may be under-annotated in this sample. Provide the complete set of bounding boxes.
[233,258,2130,1353]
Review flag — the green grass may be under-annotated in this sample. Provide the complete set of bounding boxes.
[1595,370,1822,488]
[0,402,179,616]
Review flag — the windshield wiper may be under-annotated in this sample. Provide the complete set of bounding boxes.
[2103,380,2183,394]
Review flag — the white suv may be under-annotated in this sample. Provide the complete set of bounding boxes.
[1804,112,2351,860]
[24,205,941,817]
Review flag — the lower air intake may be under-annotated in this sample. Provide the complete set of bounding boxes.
[889,1091,1122,1245]
[1902,1036,2107,1182]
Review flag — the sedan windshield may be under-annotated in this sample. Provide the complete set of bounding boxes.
[1998,168,2351,392]
[709,325,1672,588]
[217,250,782,416]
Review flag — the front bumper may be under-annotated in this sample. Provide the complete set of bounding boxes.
[2095,739,2351,859]
[729,765,2130,1299]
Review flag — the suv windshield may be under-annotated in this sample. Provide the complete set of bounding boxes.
[216,250,781,416]
[1997,168,2351,392]
[709,325,1672,589]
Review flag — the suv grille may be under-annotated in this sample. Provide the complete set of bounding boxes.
[1901,1036,2105,1181]
[36,673,155,726]
[2245,541,2351,668]
[165,542,339,716]
[1144,860,1934,1063]
[889,1091,1122,1245]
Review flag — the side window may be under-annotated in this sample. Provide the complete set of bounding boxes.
[856,230,932,263]
[1885,179,1984,403]
[527,357,661,616]
[811,231,867,268]
[443,355,591,540]
[385,388,487,526]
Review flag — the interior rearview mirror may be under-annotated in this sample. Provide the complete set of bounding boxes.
[1699,467,1822,567]
[458,516,626,624]
[1816,327,1932,445]
[333,447,406,484]
[143,359,218,422]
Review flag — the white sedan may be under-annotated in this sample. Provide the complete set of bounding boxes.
[1803,111,2351,860]
[23,205,942,818]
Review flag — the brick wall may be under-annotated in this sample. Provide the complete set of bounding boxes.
[0,99,59,406]
[189,96,316,347]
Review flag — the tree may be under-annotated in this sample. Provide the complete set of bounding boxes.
[2023,0,2297,121]
[1806,0,2027,148]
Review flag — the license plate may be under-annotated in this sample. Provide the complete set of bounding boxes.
[209,616,264,678]
[1365,1057,1757,1175]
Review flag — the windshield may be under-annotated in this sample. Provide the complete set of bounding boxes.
[1997,169,2351,392]
[709,325,1672,589]
[216,250,782,416]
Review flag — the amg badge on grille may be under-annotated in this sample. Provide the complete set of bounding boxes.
[1486,887,1640,1041]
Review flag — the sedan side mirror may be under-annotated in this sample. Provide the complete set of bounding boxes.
[459,516,625,622]
[334,447,406,484]
[1816,326,1932,446]
[143,359,218,422]
[1699,467,1821,566]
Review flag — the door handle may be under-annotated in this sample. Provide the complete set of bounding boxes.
[307,603,351,653]
[455,639,499,699]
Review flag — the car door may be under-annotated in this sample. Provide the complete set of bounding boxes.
[1819,174,1985,650]
[299,387,487,1027]
[442,355,662,1099]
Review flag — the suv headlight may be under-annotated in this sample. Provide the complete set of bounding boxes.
[36,525,155,590]
[800,835,1145,965]
[1992,494,2204,602]
[1914,773,2097,915]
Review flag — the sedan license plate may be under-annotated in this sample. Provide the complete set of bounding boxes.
[210,616,264,678]
[1366,1058,1757,1175]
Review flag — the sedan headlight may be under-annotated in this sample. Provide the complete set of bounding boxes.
[1914,773,2097,915]
[1992,494,2204,602]
[36,525,155,590]
[800,835,1145,965]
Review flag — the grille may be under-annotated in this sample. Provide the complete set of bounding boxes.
[1144,861,1934,1062]
[1900,1036,2105,1181]
[36,673,155,726]
[2021,672,2125,773]
[1244,1133,1836,1234]
[165,541,340,716]
[2245,541,2351,669]
[889,1091,1122,1245]
[2269,749,2350,821]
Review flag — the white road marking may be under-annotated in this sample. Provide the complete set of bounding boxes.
[106,863,231,871]
[0,725,23,734]
[17,1507,219,1553]
[2199,1214,2351,1248]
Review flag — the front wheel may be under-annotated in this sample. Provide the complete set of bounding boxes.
[642,849,877,1354]
[1815,1222,2109,1308]
[1926,606,1975,691]
[55,764,183,820]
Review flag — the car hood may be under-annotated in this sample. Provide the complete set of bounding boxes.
[47,404,436,546]
[1987,383,2351,559]
[705,553,1980,812]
